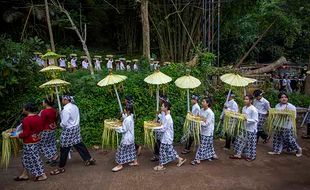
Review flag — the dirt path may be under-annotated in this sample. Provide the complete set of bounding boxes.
[1,138,310,190]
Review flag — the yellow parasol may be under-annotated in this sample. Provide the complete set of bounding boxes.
[220,73,257,104]
[39,79,70,111]
[144,70,172,112]
[97,72,127,113]
[175,74,201,112]
[41,50,60,60]
[220,73,251,87]
[40,65,66,72]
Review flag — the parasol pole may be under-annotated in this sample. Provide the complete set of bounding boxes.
[114,84,123,113]
[156,84,160,112]
[187,89,190,112]
[55,85,62,112]
[243,87,246,96]
[225,89,232,104]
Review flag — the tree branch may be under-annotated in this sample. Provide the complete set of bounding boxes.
[165,1,191,20]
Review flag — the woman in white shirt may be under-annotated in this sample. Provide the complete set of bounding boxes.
[153,102,186,171]
[112,105,138,172]
[268,92,302,157]
[230,95,258,161]
[191,97,217,165]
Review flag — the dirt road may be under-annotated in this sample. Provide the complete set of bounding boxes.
[1,138,310,190]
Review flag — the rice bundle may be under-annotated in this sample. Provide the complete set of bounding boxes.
[181,113,202,147]
[101,119,122,149]
[222,111,246,138]
[1,129,20,169]
[144,121,161,151]
[266,108,296,136]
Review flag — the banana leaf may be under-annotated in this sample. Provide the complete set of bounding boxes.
[222,111,246,138]
[1,129,20,169]
[266,108,297,137]
[101,119,121,149]
[181,113,201,148]
[143,121,161,151]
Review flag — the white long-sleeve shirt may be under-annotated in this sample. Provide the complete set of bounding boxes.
[60,103,80,129]
[200,108,215,136]
[192,103,200,116]
[82,60,89,69]
[107,60,113,69]
[225,99,239,112]
[95,60,101,70]
[120,61,125,70]
[275,103,296,129]
[253,97,270,115]
[59,58,66,67]
[115,115,134,145]
[242,105,258,132]
[156,114,174,144]
[133,64,138,71]
[71,58,77,68]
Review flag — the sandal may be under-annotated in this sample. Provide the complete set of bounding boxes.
[245,158,255,162]
[14,176,29,181]
[112,165,123,172]
[153,165,166,171]
[177,158,187,167]
[191,160,200,166]
[34,175,47,182]
[50,168,65,175]
[129,162,139,166]
[85,158,96,166]
[229,155,242,159]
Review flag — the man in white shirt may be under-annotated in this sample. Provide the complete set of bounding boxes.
[50,95,95,176]
[253,90,270,143]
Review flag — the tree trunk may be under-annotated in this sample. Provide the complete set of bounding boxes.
[304,55,310,96]
[244,56,287,75]
[234,21,275,68]
[45,0,55,51]
[141,0,150,59]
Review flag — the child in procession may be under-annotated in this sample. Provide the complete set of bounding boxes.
[59,57,66,68]
[268,92,302,157]
[191,97,218,165]
[14,103,47,182]
[39,98,59,166]
[112,104,138,172]
[122,95,142,156]
[94,58,102,71]
[253,90,270,143]
[150,95,169,162]
[153,102,187,171]
[223,93,239,150]
[230,95,258,161]
[82,58,89,70]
